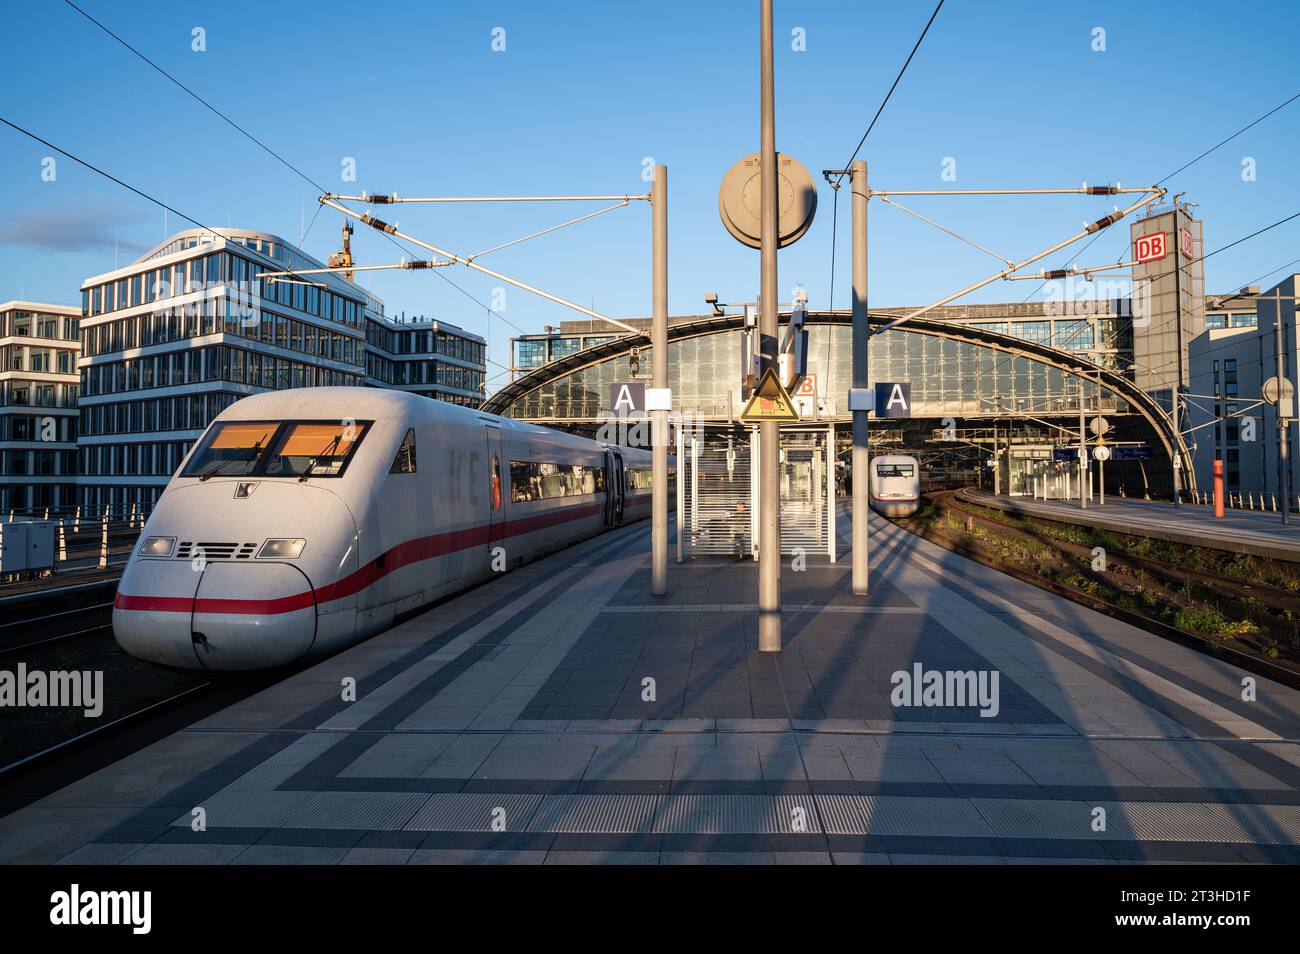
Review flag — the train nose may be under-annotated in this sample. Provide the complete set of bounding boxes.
[113,559,203,669]
[189,562,317,670]
[115,560,317,670]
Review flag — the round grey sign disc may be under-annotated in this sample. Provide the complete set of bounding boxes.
[719,152,817,249]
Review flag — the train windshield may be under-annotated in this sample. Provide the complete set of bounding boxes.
[264,422,368,477]
[182,420,371,479]
[875,464,915,477]
[184,422,276,478]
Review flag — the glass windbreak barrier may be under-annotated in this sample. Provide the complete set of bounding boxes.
[182,420,371,479]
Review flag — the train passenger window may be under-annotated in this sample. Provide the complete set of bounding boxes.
[508,460,604,503]
[389,428,417,474]
[491,455,502,510]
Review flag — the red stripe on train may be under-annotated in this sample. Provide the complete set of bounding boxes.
[115,500,611,617]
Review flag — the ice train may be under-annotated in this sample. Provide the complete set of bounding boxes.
[114,388,653,670]
[868,455,921,517]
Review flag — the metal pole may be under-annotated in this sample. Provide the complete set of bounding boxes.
[992,419,999,496]
[319,197,645,336]
[827,422,836,563]
[758,0,782,649]
[850,159,870,596]
[1277,288,1290,526]
[652,164,670,593]
[1171,205,1184,509]
[1079,398,1087,510]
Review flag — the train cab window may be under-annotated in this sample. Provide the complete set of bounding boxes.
[183,419,372,479]
[389,428,417,474]
[264,422,369,478]
[875,463,914,477]
[181,421,276,478]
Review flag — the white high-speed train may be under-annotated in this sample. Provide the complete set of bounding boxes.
[868,455,921,517]
[114,388,654,671]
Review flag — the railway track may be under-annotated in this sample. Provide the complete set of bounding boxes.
[901,490,1300,690]
[0,583,231,814]
[0,601,115,655]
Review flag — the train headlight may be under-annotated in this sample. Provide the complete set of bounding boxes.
[140,536,176,558]
[258,538,306,559]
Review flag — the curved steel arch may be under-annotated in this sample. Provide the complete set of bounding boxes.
[482,310,1193,491]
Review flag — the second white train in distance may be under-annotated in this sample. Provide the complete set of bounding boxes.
[868,454,921,517]
[113,387,655,671]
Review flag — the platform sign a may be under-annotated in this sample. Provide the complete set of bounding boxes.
[739,368,800,423]
[609,382,645,415]
[874,382,911,419]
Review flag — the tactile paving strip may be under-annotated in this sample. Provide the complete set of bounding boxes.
[815,794,991,837]
[1105,801,1300,844]
[970,798,1096,839]
[171,790,312,829]
[527,794,660,833]
[281,791,430,830]
[403,793,542,832]
[652,795,823,834]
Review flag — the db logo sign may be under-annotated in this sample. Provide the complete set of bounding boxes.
[1134,232,1167,263]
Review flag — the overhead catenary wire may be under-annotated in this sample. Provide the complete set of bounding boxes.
[0,115,221,241]
[982,98,1300,409]
[0,117,525,385]
[1019,90,1300,306]
[831,0,945,189]
[822,0,945,391]
[61,0,522,361]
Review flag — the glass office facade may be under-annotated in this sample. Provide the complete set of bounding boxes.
[364,318,486,406]
[76,229,487,514]
[0,302,82,513]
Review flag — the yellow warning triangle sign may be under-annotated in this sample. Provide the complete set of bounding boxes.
[739,368,801,423]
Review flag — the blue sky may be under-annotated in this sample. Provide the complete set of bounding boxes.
[2,0,1298,390]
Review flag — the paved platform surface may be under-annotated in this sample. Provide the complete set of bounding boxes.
[3,510,1300,865]
[965,488,1300,563]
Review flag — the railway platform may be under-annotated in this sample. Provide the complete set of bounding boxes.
[963,488,1300,562]
[2,512,1299,865]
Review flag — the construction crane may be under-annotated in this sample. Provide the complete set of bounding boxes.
[328,220,355,283]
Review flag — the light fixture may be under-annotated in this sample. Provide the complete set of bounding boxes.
[139,536,176,558]
[257,538,306,559]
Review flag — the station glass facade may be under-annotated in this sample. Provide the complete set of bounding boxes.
[501,323,1123,422]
